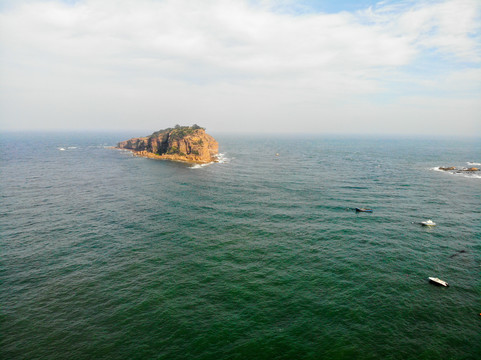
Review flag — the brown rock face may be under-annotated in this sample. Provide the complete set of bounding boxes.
[117,126,218,164]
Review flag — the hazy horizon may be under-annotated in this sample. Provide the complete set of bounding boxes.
[1,0,480,136]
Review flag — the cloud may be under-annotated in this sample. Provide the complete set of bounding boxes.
[1,1,414,73]
[0,0,480,134]
[360,0,481,62]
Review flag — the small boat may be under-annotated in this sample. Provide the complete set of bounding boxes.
[355,208,373,213]
[421,219,436,226]
[428,277,448,287]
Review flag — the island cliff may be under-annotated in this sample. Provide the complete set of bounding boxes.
[117,125,219,164]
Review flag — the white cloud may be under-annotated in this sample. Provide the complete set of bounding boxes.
[0,0,480,134]
[361,0,481,61]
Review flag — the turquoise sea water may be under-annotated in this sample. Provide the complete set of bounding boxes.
[1,133,480,360]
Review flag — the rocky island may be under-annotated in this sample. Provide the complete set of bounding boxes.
[117,125,219,164]
[439,166,479,172]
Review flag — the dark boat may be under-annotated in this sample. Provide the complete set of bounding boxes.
[355,208,373,213]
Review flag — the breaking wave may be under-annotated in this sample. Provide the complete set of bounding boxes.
[215,153,229,164]
[189,163,213,169]
[189,153,230,169]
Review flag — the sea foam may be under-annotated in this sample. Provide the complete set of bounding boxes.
[189,153,230,169]
[190,163,212,169]
[215,153,229,164]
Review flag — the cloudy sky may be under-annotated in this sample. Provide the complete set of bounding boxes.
[0,0,480,135]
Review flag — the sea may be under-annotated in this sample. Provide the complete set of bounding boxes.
[1,132,480,360]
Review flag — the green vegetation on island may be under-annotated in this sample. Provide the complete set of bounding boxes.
[151,124,205,139]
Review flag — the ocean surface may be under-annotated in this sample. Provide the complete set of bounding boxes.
[1,132,480,360]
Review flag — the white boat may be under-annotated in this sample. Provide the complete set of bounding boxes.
[421,219,436,226]
[428,277,448,287]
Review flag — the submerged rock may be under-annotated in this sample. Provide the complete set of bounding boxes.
[117,125,219,164]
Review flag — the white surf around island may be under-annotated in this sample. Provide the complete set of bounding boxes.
[430,165,481,179]
[189,153,229,169]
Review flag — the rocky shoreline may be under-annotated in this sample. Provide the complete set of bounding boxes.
[439,166,479,172]
[119,148,218,164]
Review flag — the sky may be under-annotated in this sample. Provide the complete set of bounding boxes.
[0,0,480,135]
